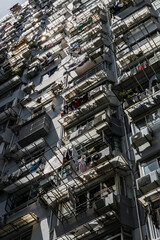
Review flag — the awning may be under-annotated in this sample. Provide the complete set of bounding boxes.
[0,212,38,238]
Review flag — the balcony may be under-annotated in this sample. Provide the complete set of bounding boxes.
[125,87,160,119]
[41,154,129,208]
[64,112,122,147]
[55,193,119,239]
[18,112,51,147]
[62,64,114,102]
[77,35,111,55]
[109,0,134,15]
[109,0,152,16]
[111,6,158,37]
[65,111,110,142]
[72,2,106,24]
[55,193,133,240]
[69,23,108,47]
[0,107,18,124]
[41,33,64,50]
[68,11,107,37]
[117,35,160,71]
[3,157,44,193]
[0,213,38,239]
[4,138,46,160]
[137,169,160,207]
[113,52,160,98]
[59,90,114,129]
[0,75,21,97]
[24,89,55,111]
[5,184,39,215]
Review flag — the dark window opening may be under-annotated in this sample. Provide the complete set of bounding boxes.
[76,193,87,214]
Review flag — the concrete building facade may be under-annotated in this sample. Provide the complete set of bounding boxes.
[0,0,159,240]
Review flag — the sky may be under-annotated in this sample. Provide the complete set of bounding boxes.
[0,0,27,19]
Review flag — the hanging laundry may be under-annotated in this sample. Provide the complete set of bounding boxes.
[139,65,144,71]
[64,53,89,74]
[72,145,79,167]
[76,17,92,31]
[30,159,43,171]
[63,148,72,161]
[70,159,76,172]
[79,155,87,173]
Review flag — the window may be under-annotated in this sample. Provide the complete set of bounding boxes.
[111,136,122,152]
[61,163,72,179]
[76,193,87,214]
[142,158,160,175]
[13,227,33,240]
[134,109,160,133]
[0,121,7,133]
[5,184,39,213]
[119,176,126,196]
[102,233,121,240]
[132,38,149,50]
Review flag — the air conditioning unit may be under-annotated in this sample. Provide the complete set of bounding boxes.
[94,192,116,215]
[131,127,153,149]
[89,85,103,98]
[94,110,106,126]
[156,168,160,185]
[91,147,113,165]
[137,170,158,194]
[23,82,35,94]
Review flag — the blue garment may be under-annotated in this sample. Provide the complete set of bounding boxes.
[30,159,42,171]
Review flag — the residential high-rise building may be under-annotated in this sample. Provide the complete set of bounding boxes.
[0,0,159,240]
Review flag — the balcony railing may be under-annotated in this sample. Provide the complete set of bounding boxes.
[62,63,114,102]
[137,169,160,207]
[113,52,160,99]
[68,10,107,37]
[69,23,108,47]
[0,213,38,238]
[117,35,160,70]
[59,192,116,222]
[111,6,157,36]
[63,111,116,147]
[125,86,160,119]
[0,75,21,97]
[59,90,111,128]
[3,157,45,193]
[0,107,18,123]
[41,154,129,207]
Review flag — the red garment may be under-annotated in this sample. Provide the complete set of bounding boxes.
[4,23,11,31]
[73,99,81,108]
[79,159,87,173]
[139,65,144,71]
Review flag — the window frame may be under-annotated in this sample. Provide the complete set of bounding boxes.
[141,157,160,176]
